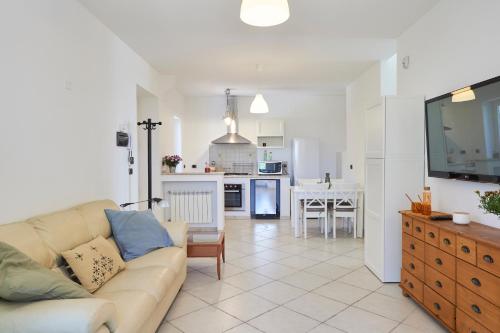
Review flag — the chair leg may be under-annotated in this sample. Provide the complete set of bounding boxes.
[353,211,357,239]
[303,208,307,239]
[333,211,337,239]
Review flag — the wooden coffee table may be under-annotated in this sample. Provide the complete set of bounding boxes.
[187,231,225,279]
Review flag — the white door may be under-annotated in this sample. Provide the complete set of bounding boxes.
[364,158,385,280]
[365,101,385,158]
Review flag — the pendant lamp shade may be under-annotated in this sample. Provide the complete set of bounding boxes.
[250,94,269,114]
[240,0,290,27]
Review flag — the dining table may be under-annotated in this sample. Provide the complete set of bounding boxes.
[291,183,364,238]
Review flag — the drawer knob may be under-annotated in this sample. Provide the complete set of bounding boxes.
[416,226,422,233]
[435,258,443,266]
[428,232,435,239]
[443,238,451,246]
[410,244,415,250]
[483,254,494,264]
[433,302,441,311]
[471,277,481,287]
[405,222,410,227]
[471,304,481,314]
[408,282,414,289]
[461,245,470,254]
[409,263,415,270]
[435,280,442,288]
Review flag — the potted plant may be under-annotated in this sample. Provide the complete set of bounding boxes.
[162,155,182,173]
[475,190,500,225]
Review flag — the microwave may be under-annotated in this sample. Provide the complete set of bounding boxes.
[258,161,283,175]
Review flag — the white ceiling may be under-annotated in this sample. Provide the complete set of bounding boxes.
[78,0,438,96]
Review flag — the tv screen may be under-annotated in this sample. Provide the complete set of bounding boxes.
[426,76,500,183]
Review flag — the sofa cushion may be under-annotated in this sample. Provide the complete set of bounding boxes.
[77,200,119,239]
[126,247,186,273]
[95,266,175,302]
[93,290,156,333]
[0,242,92,301]
[28,209,92,266]
[0,221,54,268]
[104,209,173,261]
[62,236,126,292]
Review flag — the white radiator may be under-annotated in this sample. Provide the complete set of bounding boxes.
[169,191,213,224]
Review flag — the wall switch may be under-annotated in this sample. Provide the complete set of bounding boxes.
[65,80,72,91]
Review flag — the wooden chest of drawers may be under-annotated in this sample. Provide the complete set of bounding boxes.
[400,212,500,333]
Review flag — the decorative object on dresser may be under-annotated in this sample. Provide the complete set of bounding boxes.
[476,190,500,215]
[400,211,500,332]
[162,154,182,174]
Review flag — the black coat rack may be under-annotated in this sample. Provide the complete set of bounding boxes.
[137,118,162,209]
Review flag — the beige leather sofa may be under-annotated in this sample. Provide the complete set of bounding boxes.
[0,200,188,333]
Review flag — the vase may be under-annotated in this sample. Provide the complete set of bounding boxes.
[169,166,176,173]
[480,213,500,228]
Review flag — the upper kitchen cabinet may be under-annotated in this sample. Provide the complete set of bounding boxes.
[256,119,285,148]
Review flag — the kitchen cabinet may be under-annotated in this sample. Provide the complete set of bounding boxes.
[256,119,285,148]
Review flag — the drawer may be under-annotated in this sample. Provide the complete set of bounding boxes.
[402,251,425,281]
[425,244,456,280]
[412,219,425,241]
[425,224,440,247]
[401,269,423,302]
[477,243,500,278]
[457,259,500,307]
[457,236,477,265]
[425,265,456,304]
[456,309,492,333]
[423,285,456,330]
[439,229,457,255]
[403,233,425,261]
[457,285,500,332]
[402,216,412,235]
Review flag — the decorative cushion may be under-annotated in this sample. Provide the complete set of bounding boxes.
[61,236,125,293]
[0,242,92,301]
[104,209,174,261]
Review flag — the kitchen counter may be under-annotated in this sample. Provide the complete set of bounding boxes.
[161,172,225,176]
[224,174,290,179]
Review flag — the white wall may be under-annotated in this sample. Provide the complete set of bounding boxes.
[182,94,346,177]
[343,64,381,184]
[0,0,183,223]
[397,0,500,228]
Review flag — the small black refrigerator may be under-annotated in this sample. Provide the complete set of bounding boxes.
[250,179,280,219]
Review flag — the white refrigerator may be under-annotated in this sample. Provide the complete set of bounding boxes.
[292,138,320,185]
[364,96,424,282]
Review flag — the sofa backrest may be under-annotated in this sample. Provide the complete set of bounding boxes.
[0,200,119,269]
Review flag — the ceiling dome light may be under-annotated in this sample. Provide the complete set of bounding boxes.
[452,86,475,103]
[240,0,290,27]
[250,94,269,114]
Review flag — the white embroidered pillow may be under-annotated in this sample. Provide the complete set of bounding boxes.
[62,236,125,292]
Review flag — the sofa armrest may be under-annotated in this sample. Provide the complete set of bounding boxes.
[162,221,188,248]
[0,298,117,333]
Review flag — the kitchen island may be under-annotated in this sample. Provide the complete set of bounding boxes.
[160,172,224,230]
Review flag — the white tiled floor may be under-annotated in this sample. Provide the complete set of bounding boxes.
[157,218,448,333]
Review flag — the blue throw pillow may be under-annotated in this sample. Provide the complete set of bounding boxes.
[104,209,173,261]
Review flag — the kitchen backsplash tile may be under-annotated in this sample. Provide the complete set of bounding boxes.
[209,144,257,174]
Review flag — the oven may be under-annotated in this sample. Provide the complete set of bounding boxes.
[224,183,245,211]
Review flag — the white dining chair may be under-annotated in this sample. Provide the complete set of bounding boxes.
[330,183,358,239]
[301,191,328,239]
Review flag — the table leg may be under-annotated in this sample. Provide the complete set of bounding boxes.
[222,238,226,263]
[216,248,221,280]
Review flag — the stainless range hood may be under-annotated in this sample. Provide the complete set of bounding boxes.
[211,89,251,144]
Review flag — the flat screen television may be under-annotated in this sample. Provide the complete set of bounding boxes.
[426,75,500,183]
